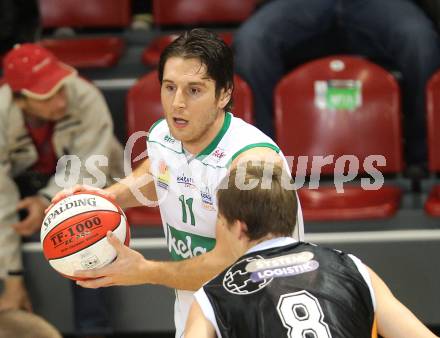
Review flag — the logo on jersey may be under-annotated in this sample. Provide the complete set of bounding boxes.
[246,252,314,272]
[177,174,195,189]
[166,223,216,261]
[163,134,176,144]
[200,187,215,211]
[223,256,273,295]
[157,160,170,190]
[211,148,226,162]
[250,260,319,282]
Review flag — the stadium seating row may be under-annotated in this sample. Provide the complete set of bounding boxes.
[32,0,253,69]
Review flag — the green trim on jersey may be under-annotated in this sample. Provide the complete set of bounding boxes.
[195,112,232,160]
[166,223,216,261]
[227,142,280,167]
[148,118,165,137]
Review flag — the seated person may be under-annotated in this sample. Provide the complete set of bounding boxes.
[0,43,124,336]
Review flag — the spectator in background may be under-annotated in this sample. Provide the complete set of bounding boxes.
[0,0,41,54]
[233,0,440,167]
[0,44,124,337]
[0,309,62,338]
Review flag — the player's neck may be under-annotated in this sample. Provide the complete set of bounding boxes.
[182,112,225,155]
[245,233,278,253]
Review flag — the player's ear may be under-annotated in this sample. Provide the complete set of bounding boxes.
[237,221,249,240]
[217,87,232,110]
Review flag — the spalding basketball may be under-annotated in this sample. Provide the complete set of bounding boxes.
[40,191,130,280]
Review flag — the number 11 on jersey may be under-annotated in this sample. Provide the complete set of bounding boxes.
[179,194,195,226]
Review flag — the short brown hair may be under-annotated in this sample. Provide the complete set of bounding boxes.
[158,28,234,112]
[217,163,297,240]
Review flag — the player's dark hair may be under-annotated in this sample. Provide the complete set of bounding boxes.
[158,28,234,112]
[217,164,298,240]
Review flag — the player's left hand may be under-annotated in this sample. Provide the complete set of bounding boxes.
[11,195,49,236]
[75,231,149,288]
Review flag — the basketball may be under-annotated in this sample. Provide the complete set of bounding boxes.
[40,191,130,280]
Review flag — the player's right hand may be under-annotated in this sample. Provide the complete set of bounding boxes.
[47,185,115,213]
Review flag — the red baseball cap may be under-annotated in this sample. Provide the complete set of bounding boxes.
[3,43,76,100]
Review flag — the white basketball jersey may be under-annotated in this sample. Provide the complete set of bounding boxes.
[147,113,304,337]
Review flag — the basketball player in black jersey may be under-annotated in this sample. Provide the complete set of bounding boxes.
[185,164,438,338]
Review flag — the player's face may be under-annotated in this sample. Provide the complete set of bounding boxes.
[21,86,67,121]
[161,57,230,152]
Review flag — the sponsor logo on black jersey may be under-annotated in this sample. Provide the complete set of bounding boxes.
[250,260,319,282]
[246,251,314,272]
[223,256,273,295]
[246,252,319,282]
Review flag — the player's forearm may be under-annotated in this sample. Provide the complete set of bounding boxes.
[377,298,438,338]
[369,267,439,338]
[146,248,232,291]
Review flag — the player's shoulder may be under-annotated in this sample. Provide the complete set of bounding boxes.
[228,114,274,142]
[147,117,167,138]
[224,114,281,163]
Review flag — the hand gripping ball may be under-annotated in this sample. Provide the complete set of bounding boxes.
[41,192,130,280]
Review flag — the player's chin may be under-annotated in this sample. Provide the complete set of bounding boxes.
[169,127,190,141]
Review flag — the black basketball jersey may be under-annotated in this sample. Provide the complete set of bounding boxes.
[195,238,375,338]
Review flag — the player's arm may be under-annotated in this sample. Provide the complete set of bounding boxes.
[51,157,157,210]
[185,300,216,338]
[230,147,284,170]
[369,267,438,338]
[75,216,235,290]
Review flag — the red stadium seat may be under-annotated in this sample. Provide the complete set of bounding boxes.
[124,71,253,226]
[145,0,255,68]
[275,56,403,221]
[152,0,256,26]
[39,0,131,28]
[40,37,124,68]
[142,32,233,67]
[125,71,163,227]
[425,186,440,216]
[424,71,440,216]
[37,0,130,68]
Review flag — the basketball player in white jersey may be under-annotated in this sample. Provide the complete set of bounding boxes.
[51,29,304,337]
